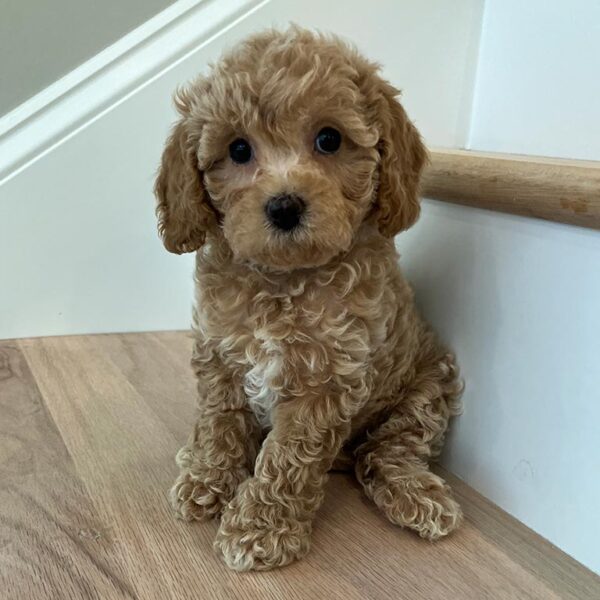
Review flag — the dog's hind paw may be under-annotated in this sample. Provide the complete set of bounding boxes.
[370,469,463,540]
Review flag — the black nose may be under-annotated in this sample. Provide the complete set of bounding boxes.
[265,194,305,231]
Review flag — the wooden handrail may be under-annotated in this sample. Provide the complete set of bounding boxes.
[421,148,600,230]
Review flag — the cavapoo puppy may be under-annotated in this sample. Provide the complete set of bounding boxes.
[155,27,462,571]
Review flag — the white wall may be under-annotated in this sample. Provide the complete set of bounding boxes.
[468,0,600,160]
[0,0,175,116]
[0,0,483,340]
[397,0,600,574]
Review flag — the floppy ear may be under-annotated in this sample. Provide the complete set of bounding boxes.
[373,81,428,237]
[154,110,214,254]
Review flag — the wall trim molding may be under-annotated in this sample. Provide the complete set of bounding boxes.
[0,0,269,184]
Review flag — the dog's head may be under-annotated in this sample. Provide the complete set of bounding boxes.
[155,28,427,270]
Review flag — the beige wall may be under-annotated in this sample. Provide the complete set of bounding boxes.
[0,0,175,116]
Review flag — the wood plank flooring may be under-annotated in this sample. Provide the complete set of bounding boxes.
[1,332,598,599]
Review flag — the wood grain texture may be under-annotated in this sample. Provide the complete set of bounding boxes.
[1,332,598,599]
[421,148,600,229]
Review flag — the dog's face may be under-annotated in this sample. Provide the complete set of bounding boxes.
[155,28,427,270]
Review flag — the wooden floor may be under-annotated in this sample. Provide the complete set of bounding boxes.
[1,332,598,600]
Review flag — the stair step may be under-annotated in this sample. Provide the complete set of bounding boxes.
[1,332,597,599]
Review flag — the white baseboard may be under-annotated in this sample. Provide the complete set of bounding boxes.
[0,0,269,184]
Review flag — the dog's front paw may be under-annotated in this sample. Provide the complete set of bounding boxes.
[170,471,223,521]
[214,480,312,571]
[170,468,250,522]
[169,443,251,521]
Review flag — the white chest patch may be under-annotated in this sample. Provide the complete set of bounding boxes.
[242,334,283,429]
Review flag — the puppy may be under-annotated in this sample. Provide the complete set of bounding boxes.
[155,27,463,571]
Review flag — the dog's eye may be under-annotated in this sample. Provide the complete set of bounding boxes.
[314,127,341,154]
[229,138,252,164]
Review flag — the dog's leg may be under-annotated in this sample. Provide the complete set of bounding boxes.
[170,407,261,521]
[214,391,356,571]
[170,348,262,521]
[354,349,463,540]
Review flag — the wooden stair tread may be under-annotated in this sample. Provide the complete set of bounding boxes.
[1,332,597,599]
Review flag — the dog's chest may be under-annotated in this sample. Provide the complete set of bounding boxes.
[242,325,284,428]
[196,244,392,429]
[236,299,306,428]
[201,278,334,429]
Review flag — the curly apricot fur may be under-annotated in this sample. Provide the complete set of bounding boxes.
[155,27,462,571]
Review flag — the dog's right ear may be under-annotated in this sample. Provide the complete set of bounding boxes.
[154,100,214,254]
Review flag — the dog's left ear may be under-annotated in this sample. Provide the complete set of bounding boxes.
[372,81,428,237]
